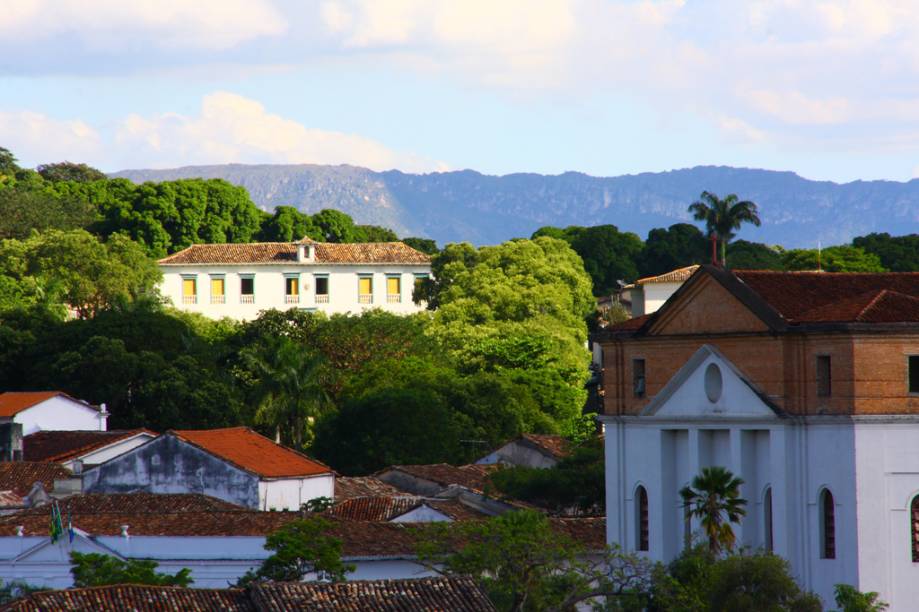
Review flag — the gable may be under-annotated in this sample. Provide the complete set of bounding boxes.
[390,504,453,523]
[647,274,771,336]
[15,532,120,562]
[642,345,780,419]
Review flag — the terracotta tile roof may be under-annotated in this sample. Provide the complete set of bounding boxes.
[171,427,332,479]
[23,429,154,463]
[520,434,570,459]
[635,264,700,285]
[326,496,489,522]
[335,476,402,500]
[734,270,919,324]
[158,241,430,266]
[12,493,246,516]
[606,314,650,332]
[379,464,496,494]
[0,462,71,496]
[2,584,253,611]
[249,577,496,612]
[0,492,25,509]
[0,391,98,418]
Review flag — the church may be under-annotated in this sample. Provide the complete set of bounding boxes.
[596,265,919,608]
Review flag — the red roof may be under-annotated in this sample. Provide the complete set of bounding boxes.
[23,429,154,463]
[520,434,570,459]
[158,241,431,266]
[379,464,496,493]
[12,493,246,516]
[735,270,919,324]
[0,462,71,496]
[3,585,253,611]
[335,476,402,500]
[326,496,488,522]
[171,427,331,479]
[0,392,96,418]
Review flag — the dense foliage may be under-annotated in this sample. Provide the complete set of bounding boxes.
[70,552,192,587]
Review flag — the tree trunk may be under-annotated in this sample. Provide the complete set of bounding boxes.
[721,239,727,268]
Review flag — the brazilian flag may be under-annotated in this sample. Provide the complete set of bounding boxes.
[49,502,63,544]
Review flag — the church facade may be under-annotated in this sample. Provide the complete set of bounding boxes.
[596,265,919,608]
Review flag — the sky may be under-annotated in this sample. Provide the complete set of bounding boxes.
[3,0,919,183]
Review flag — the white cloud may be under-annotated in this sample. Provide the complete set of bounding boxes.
[112,92,442,171]
[0,111,102,165]
[0,0,286,50]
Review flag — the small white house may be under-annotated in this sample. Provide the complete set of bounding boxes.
[158,238,432,321]
[476,434,570,469]
[81,427,334,511]
[0,392,108,436]
[23,429,156,471]
[625,265,698,317]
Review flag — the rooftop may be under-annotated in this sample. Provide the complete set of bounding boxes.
[250,576,496,612]
[519,433,570,459]
[2,584,253,611]
[11,493,246,516]
[634,264,700,286]
[23,429,154,463]
[0,462,71,496]
[171,427,332,479]
[379,464,496,493]
[334,476,402,500]
[326,496,489,522]
[158,241,431,266]
[0,392,97,418]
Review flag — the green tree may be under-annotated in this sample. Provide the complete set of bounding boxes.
[638,223,710,277]
[36,162,107,182]
[688,191,761,267]
[402,236,439,255]
[416,510,654,612]
[241,336,330,449]
[237,517,353,585]
[680,467,747,554]
[833,584,889,612]
[0,189,95,240]
[354,224,399,242]
[312,209,358,242]
[258,205,320,242]
[0,147,19,177]
[532,225,643,294]
[727,239,784,270]
[782,246,886,272]
[70,552,192,587]
[489,437,604,515]
[708,553,822,611]
[853,232,919,272]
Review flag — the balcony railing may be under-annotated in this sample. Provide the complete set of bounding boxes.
[315,294,330,304]
[182,295,197,305]
[285,295,300,304]
[387,294,401,303]
[240,294,255,304]
[210,295,226,304]
[358,294,373,304]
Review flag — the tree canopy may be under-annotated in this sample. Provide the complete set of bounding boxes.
[70,552,192,588]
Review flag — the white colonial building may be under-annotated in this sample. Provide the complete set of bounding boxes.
[158,238,432,320]
[597,265,919,610]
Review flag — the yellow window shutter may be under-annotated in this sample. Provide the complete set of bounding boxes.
[211,278,224,296]
[359,277,372,294]
[387,276,400,294]
[288,277,299,295]
[183,278,196,296]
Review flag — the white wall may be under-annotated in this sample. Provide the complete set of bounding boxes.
[12,397,105,435]
[160,264,430,321]
[390,505,451,523]
[258,474,335,511]
[64,433,156,470]
[642,282,683,314]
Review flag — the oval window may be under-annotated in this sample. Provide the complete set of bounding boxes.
[704,363,723,403]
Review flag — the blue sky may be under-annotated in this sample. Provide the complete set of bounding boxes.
[3,0,919,182]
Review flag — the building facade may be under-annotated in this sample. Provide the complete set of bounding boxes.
[0,392,108,436]
[597,266,919,609]
[158,239,431,320]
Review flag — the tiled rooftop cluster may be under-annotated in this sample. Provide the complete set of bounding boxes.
[158,241,431,266]
[23,429,153,463]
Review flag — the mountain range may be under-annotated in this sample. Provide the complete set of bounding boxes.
[111,164,919,248]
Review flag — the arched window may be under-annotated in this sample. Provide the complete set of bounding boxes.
[763,487,773,553]
[820,489,836,559]
[635,485,649,551]
[911,496,919,562]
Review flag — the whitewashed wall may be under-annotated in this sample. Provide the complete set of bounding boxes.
[12,398,106,435]
[63,434,156,470]
[160,264,430,321]
[258,475,335,511]
[641,282,684,315]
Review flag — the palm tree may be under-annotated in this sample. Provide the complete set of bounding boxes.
[242,336,329,450]
[688,191,761,267]
[680,466,747,554]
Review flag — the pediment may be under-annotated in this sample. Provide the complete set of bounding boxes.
[641,345,780,419]
[646,273,771,335]
[16,531,120,562]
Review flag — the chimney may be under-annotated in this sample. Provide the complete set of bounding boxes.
[0,423,23,462]
[98,403,109,431]
[120,525,130,538]
[297,243,314,262]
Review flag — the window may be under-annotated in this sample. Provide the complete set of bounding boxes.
[285,276,300,304]
[820,489,836,559]
[210,276,225,304]
[817,355,832,397]
[315,275,329,303]
[911,496,919,562]
[181,276,197,304]
[764,487,774,553]
[387,275,401,303]
[414,273,430,302]
[910,356,919,394]
[636,485,649,551]
[358,275,373,304]
[633,359,646,398]
[240,276,254,304]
